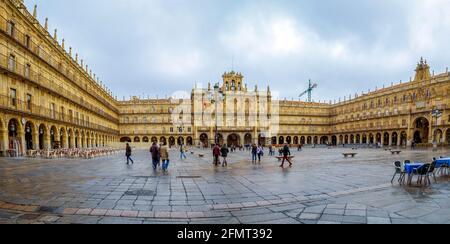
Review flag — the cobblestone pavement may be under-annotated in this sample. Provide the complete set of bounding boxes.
[0,147,449,224]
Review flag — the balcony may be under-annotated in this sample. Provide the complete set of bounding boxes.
[0,95,118,135]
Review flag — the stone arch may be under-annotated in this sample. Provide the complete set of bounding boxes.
[278,136,285,145]
[7,118,23,155]
[169,136,176,147]
[307,136,312,144]
[160,137,167,146]
[186,136,193,146]
[133,136,140,143]
[331,135,337,145]
[258,133,267,146]
[244,133,252,145]
[362,134,367,144]
[392,132,398,146]
[293,136,299,145]
[120,137,131,143]
[300,136,306,145]
[350,134,355,144]
[49,125,58,149]
[383,132,390,146]
[59,127,67,149]
[356,134,361,144]
[286,136,292,145]
[142,136,149,143]
[314,136,318,144]
[344,135,349,144]
[24,120,37,150]
[413,117,430,144]
[376,133,382,144]
[74,130,80,148]
[320,136,329,145]
[37,124,47,149]
[400,131,407,146]
[199,134,208,147]
[339,135,344,145]
[369,134,374,144]
[227,133,240,147]
[151,136,158,143]
[177,136,185,146]
[271,136,277,145]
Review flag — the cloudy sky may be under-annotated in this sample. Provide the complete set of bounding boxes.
[25,0,450,102]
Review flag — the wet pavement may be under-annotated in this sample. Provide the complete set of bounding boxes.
[0,146,449,224]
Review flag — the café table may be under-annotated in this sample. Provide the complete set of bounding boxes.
[405,163,425,185]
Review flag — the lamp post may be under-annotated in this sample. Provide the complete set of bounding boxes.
[432,109,442,150]
[209,83,224,145]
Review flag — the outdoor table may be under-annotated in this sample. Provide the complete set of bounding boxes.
[405,163,425,185]
[435,158,450,168]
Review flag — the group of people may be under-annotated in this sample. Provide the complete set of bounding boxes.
[212,144,230,167]
[125,142,172,173]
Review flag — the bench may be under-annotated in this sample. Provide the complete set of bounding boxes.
[276,156,295,162]
[390,150,402,155]
[343,153,357,158]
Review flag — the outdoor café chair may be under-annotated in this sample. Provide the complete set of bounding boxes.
[411,164,431,186]
[391,161,406,184]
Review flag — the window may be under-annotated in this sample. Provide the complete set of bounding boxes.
[25,35,31,48]
[75,112,79,124]
[7,21,15,36]
[26,94,32,110]
[69,109,73,122]
[61,106,65,120]
[24,63,31,78]
[8,54,16,71]
[170,127,174,133]
[188,127,191,133]
[86,116,89,127]
[50,103,56,119]
[10,88,17,107]
[402,119,407,126]
[81,114,84,126]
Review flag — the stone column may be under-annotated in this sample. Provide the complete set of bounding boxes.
[32,131,39,150]
[44,134,51,150]
[0,130,7,155]
[388,133,393,147]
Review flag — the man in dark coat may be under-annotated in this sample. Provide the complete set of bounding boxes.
[280,144,292,168]
[125,143,134,165]
[221,145,229,167]
[150,142,160,170]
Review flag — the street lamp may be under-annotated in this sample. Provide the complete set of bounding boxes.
[209,83,224,145]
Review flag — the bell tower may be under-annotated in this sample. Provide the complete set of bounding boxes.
[414,57,431,82]
[222,71,245,92]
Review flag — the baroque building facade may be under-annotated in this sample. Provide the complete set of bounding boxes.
[0,0,449,156]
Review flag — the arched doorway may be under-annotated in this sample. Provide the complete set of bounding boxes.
[331,136,337,145]
[344,135,349,144]
[244,133,252,145]
[376,133,382,144]
[216,134,224,145]
[434,129,443,144]
[314,136,318,144]
[356,135,361,144]
[199,134,208,147]
[134,137,140,143]
[8,119,22,155]
[258,133,266,146]
[392,132,398,146]
[271,137,277,145]
[50,126,57,149]
[160,137,167,146]
[362,134,367,144]
[300,136,306,145]
[320,136,329,144]
[413,117,430,144]
[60,128,66,148]
[383,132,390,146]
[151,137,158,143]
[227,134,240,147]
[142,137,149,143]
[369,134,374,144]
[120,137,132,143]
[339,135,343,145]
[39,124,48,150]
[307,136,312,144]
[350,135,355,144]
[400,131,407,146]
[286,136,292,145]
[25,121,34,150]
[169,137,176,147]
[293,136,299,145]
[187,137,193,146]
[75,130,80,148]
[278,136,285,145]
[177,137,185,146]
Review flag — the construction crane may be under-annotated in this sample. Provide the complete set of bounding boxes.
[299,79,318,102]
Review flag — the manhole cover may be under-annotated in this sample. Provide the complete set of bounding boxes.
[177,176,202,179]
[38,206,59,213]
[124,190,155,196]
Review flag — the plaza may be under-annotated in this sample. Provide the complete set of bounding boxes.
[0,146,449,224]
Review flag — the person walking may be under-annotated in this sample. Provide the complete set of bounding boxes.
[257,144,264,163]
[221,144,229,167]
[213,144,221,166]
[150,142,160,170]
[125,143,134,165]
[280,144,293,168]
[160,143,170,173]
[269,145,274,156]
[251,144,258,164]
[180,144,187,160]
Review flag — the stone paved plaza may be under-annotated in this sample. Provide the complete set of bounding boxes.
[0,147,449,224]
